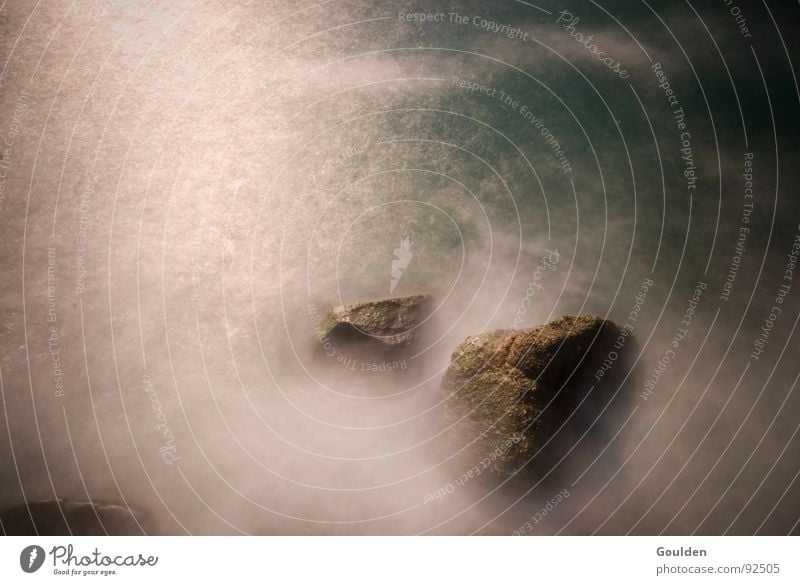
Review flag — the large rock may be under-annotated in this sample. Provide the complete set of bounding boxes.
[0,499,147,535]
[442,315,629,476]
[317,294,433,357]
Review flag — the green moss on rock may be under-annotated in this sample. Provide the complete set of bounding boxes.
[443,314,625,476]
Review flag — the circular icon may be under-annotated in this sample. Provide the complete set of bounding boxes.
[19,545,45,573]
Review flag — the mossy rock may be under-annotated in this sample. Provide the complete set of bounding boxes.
[443,315,628,476]
[318,294,433,355]
[0,499,147,535]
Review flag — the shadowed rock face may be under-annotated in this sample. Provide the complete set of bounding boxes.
[318,294,433,356]
[0,499,147,535]
[442,315,629,477]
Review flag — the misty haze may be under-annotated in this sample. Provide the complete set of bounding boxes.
[1,0,799,536]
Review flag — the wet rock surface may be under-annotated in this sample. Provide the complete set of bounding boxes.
[317,294,433,358]
[442,315,630,477]
[0,499,147,535]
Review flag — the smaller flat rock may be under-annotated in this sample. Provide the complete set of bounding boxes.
[318,294,433,355]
